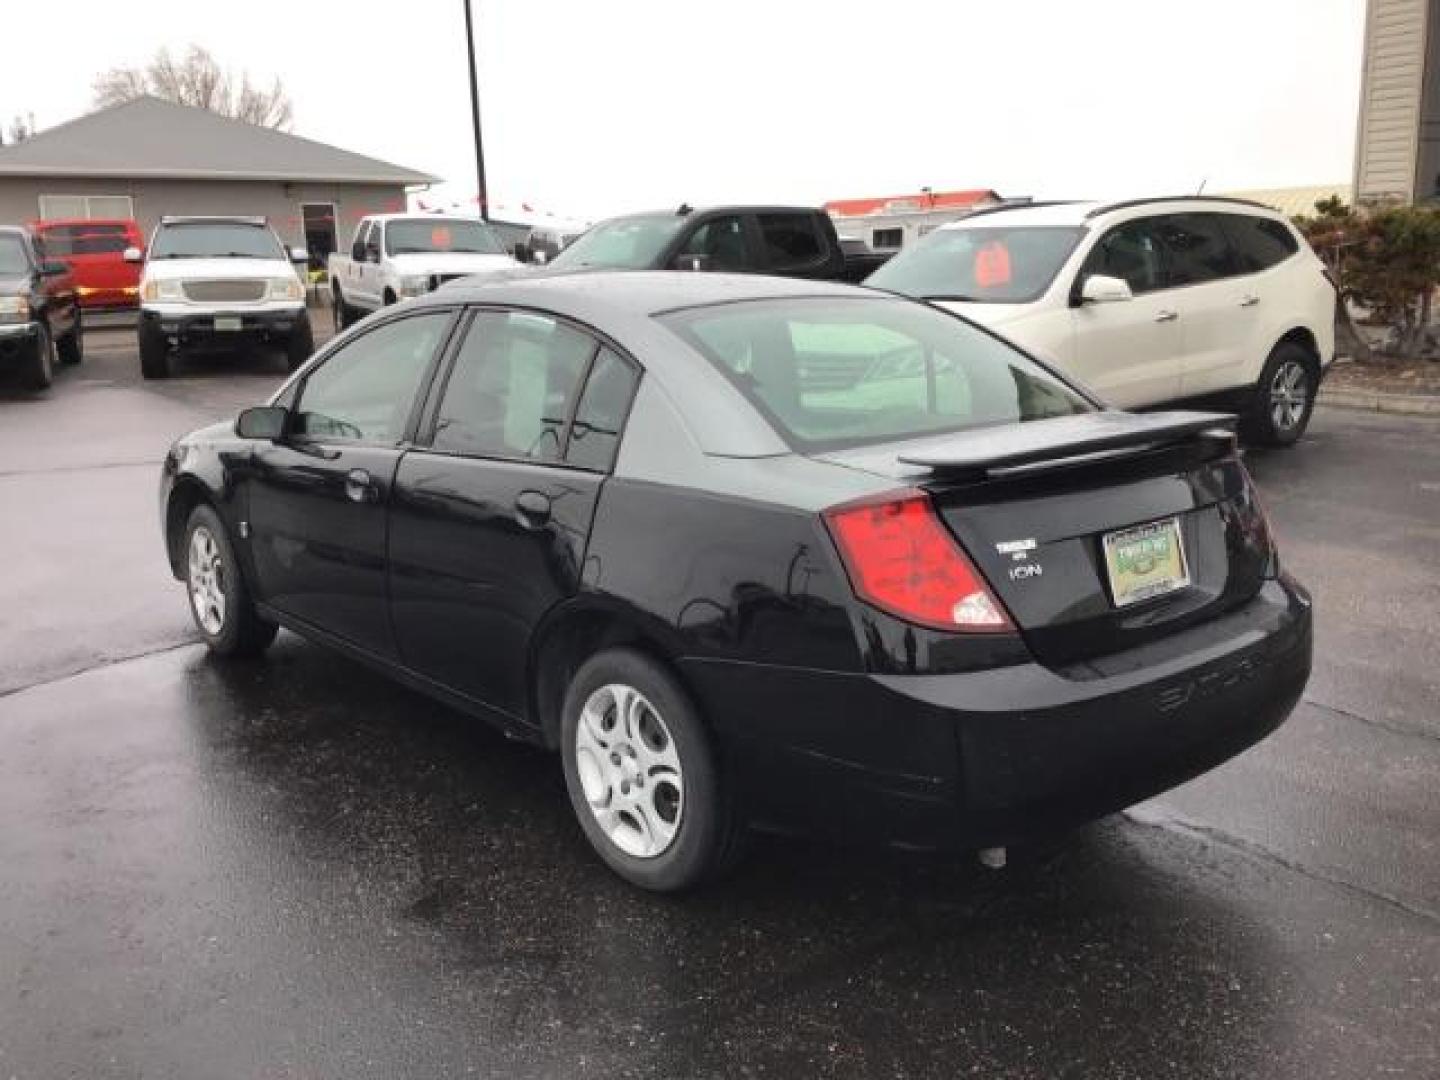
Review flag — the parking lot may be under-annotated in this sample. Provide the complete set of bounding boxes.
[1,312,1437,1078]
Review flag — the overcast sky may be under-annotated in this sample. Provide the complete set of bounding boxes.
[11,0,1365,221]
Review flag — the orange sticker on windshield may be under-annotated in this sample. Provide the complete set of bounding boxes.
[975,240,1012,287]
[430,226,453,249]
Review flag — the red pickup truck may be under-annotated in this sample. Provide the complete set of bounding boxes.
[30,219,143,310]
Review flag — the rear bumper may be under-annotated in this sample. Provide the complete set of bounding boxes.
[141,304,305,344]
[681,575,1312,851]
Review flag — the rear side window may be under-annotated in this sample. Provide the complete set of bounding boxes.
[431,311,596,462]
[564,347,638,471]
[662,297,1090,451]
[1223,214,1300,273]
[757,212,826,271]
[1153,213,1237,287]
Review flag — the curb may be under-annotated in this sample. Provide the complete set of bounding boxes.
[1318,387,1440,416]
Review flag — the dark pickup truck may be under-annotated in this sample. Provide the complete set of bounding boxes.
[0,226,81,390]
[536,205,889,282]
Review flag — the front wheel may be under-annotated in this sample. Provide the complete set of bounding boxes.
[21,322,54,390]
[58,311,83,365]
[332,286,353,331]
[561,648,744,891]
[284,318,315,372]
[1244,342,1318,447]
[183,504,278,657]
[139,320,171,380]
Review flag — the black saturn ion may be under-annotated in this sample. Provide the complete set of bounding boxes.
[160,272,1312,890]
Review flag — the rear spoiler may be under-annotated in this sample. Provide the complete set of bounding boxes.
[897,410,1237,480]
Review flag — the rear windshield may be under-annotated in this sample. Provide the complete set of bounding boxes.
[550,214,685,269]
[36,222,131,256]
[868,226,1085,303]
[384,218,506,256]
[149,222,284,260]
[661,297,1091,451]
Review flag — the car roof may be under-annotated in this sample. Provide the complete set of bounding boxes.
[363,213,494,224]
[934,195,1289,231]
[158,215,268,226]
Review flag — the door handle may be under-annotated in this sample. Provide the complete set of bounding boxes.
[1240,295,1261,307]
[514,490,552,529]
[1154,309,1179,323]
[344,467,378,504]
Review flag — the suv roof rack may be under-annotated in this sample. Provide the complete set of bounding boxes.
[1084,195,1274,219]
[952,200,1083,222]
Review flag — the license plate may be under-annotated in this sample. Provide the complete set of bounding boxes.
[214,315,242,332]
[1102,516,1190,607]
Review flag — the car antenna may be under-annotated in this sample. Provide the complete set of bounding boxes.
[676,203,693,216]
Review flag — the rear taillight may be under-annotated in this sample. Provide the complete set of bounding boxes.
[824,489,1012,633]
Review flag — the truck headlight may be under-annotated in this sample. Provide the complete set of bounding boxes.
[0,294,30,323]
[266,277,305,301]
[141,279,185,302]
[400,275,431,297]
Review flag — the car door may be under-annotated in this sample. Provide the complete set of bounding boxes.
[388,308,640,722]
[1069,216,1182,407]
[243,309,456,657]
[1152,212,1252,399]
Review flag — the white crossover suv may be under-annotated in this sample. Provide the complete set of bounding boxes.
[868,197,1337,444]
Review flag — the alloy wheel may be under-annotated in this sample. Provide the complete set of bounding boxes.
[187,526,227,636]
[1270,360,1310,433]
[573,683,684,859]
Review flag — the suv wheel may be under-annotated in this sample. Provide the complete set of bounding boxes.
[183,505,278,657]
[561,648,745,891]
[22,322,55,390]
[1245,342,1318,447]
[58,311,84,365]
[139,320,171,380]
[285,317,315,372]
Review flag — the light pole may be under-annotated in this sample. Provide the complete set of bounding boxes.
[463,0,490,221]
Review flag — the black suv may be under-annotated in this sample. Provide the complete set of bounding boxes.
[0,227,82,389]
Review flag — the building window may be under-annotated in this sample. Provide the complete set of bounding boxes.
[38,194,135,221]
[872,228,904,250]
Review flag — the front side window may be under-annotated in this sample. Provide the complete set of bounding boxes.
[757,212,825,270]
[1223,214,1300,273]
[662,297,1090,451]
[294,312,451,442]
[867,226,1085,303]
[1081,220,1165,294]
[149,222,285,261]
[550,214,687,270]
[384,218,506,256]
[1153,213,1237,287]
[680,215,749,270]
[430,311,597,461]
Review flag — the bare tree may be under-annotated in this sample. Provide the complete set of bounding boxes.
[92,46,293,130]
[4,112,35,144]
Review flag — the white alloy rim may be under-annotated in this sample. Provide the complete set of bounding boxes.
[187,526,227,636]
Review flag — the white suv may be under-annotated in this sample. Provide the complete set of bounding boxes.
[867,197,1337,444]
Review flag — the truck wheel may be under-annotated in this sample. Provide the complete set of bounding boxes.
[284,317,315,372]
[139,320,171,380]
[58,311,84,365]
[22,323,55,390]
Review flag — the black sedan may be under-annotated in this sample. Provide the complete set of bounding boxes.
[159,272,1312,891]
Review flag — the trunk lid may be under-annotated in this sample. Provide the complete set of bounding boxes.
[818,411,1273,667]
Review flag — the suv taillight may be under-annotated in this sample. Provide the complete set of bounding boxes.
[824,489,1012,633]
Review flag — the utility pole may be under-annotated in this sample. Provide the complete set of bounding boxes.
[463,0,489,220]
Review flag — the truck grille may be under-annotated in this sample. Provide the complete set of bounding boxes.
[182,279,267,303]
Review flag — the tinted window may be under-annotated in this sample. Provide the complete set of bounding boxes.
[149,222,285,260]
[758,213,824,270]
[431,311,596,461]
[1081,220,1165,294]
[294,312,450,442]
[565,348,638,471]
[1224,214,1299,273]
[680,215,749,270]
[384,218,506,256]
[869,226,1084,303]
[1154,213,1237,286]
[662,297,1090,451]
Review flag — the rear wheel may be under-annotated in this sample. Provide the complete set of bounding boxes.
[284,317,315,372]
[561,648,745,891]
[1244,342,1318,447]
[57,311,83,365]
[183,504,277,657]
[21,322,54,390]
[139,320,171,380]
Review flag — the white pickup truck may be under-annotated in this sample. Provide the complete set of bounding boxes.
[327,214,518,329]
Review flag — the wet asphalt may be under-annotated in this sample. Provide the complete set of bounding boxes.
[0,315,1436,1079]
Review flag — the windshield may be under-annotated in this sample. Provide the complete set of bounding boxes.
[149,222,285,260]
[661,297,1090,451]
[550,214,686,269]
[37,223,131,257]
[0,235,30,275]
[384,218,506,256]
[868,225,1085,303]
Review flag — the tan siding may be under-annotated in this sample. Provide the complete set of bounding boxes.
[1354,0,1435,201]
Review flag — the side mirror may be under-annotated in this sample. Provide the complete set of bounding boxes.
[350,240,366,261]
[40,261,70,277]
[235,405,289,441]
[290,246,309,264]
[672,253,712,272]
[123,246,144,264]
[1080,274,1134,304]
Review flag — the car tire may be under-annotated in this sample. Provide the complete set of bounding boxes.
[284,317,315,372]
[332,286,352,331]
[182,504,278,657]
[560,648,745,891]
[21,322,55,390]
[57,311,83,365]
[139,320,171,380]
[1244,341,1318,447]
